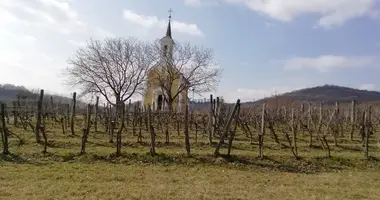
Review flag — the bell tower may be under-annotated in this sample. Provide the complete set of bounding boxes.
[160,8,174,61]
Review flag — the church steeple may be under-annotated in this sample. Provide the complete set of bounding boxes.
[166,8,173,38]
[160,8,174,62]
[166,20,172,38]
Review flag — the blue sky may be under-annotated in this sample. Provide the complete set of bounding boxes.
[1,0,380,102]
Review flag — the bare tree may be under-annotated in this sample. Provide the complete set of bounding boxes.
[64,37,155,108]
[150,41,221,111]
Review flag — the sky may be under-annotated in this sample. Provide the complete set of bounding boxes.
[1,0,380,103]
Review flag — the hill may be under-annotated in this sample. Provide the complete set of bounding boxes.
[3,84,380,109]
[0,84,86,108]
[246,84,380,107]
[0,84,32,102]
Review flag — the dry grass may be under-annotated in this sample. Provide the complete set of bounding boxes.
[1,162,380,200]
[1,120,380,200]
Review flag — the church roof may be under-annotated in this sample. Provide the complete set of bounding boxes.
[166,20,172,38]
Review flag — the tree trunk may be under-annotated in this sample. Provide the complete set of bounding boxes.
[116,103,125,157]
[167,97,174,111]
[115,97,123,118]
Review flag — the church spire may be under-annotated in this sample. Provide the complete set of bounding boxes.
[166,8,173,38]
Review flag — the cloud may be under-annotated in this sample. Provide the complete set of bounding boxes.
[223,86,305,102]
[184,0,220,6]
[123,9,204,37]
[283,55,377,72]
[359,83,376,91]
[0,43,67,94]
[0,0,113,96]
[0,0,111,39]
[0,29,37,43]
[184,0,203,6]
[223,0,378,28]
[0,0,85,34]
[68,39,85,47]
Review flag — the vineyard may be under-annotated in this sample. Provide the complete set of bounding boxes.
[1,89,380,199]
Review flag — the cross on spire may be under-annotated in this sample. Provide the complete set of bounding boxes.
[165,8,173,38]
[168,8,173,20]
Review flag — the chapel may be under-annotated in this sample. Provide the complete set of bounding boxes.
[142,11,189,112]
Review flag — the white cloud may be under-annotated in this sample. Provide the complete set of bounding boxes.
[123,9,204,37]
[184,0,220,6]
[224,86,305,102]
[185,0,203,6]
[283,55,377,72]
[223,0,378,28]
[68,39,85,47]
[359,83,376,90]
[0,0,85,34]
[0,0,113,96]
[0,0,111,38]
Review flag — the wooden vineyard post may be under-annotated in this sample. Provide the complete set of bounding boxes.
[227,102,241,156]
[65,104,70,130]
[132,105,137,136]
[1,103,9,154]
[208,94,214,145]
[215,96,220,137]
[70,92,76,135]
[291,108,298,158]
[258,103,266,159]
[364,106,372,159]
[80,104,92,154]
[12,100,18,126]
[105,103,109,133]
[333,101,339,147]
[35,89,44,143]
[214,99,241,157]
[137,107,143,143]
[184,105,190,155]
[308,102,313,147]
[94,96,99,132]
[148,105,156,156]
[350,100,355,141]
[50,96,55,126]
[40,118,48,153]
[299,104,304,135]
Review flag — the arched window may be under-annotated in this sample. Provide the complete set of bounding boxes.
[163,45,168,57]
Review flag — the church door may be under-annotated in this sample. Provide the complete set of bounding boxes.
[157,95,163,111]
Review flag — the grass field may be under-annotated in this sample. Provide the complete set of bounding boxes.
[1,122,380,200]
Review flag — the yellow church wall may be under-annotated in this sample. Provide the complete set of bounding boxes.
[143,66,188,112]
[142,68,158,108]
